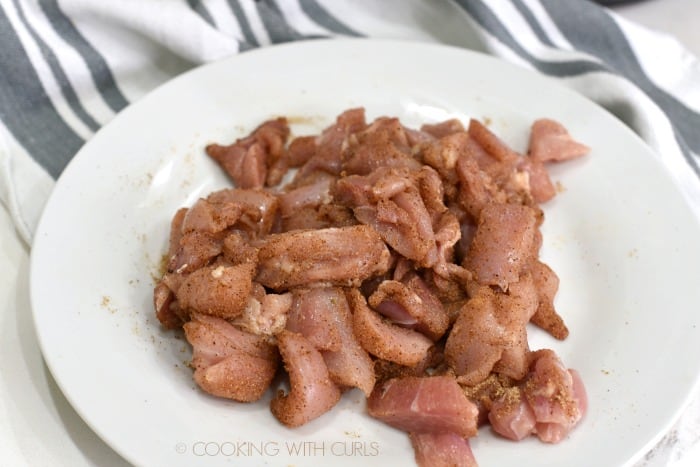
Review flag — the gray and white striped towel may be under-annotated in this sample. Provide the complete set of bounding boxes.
[2,0,700,244]
[1,0,699,465]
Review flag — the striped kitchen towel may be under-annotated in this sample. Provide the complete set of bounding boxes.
[1,0,700,243]
[1,1,700,466]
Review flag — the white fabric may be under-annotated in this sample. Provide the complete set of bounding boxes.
[0,123,53,243]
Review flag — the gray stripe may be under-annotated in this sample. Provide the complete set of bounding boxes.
[299,0,361,37]
[511,0,554,47]
[186,0,217,27]
[13,0,99,133]
[540,0,700,174]
[39,0,129,114]
[256,0,316,43]
[452,0,607,76]
[226,0,259,47]
[0,6,83,177]
[188,0,254,52]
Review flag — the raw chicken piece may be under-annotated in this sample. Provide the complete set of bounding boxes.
[256,225,391,290]
[348,289,433,367]
[168,230,222,274]
[285,135,316,167]
[410,432,478,467]
[445,287,504,386]
[468,118,519,164]
[165,196,243,280]
[420,119,466,139]
[232,290,292,336]
[196,355,274,401]
[455,154,502,220]
[167,207,187,258]
[277,172,334,218]
[206,118,289,189]
[335,167,439,267]
[488,386,537,441]
[529,260,569,340]
[464,202,538,290]
[221,231,258,266]
[294,108,366,179]
[153,280,181,329]
[528,118,590,162]
[518,157,556,203]
[526,350,587,443]
[184,313,278,402]
[286,287,344,351]
[445,283,532,385]
[368,276,448,341]
[341,117,422,175]
[185,313,278,363]
[489,349,587,443]
[367,375,479,439]
[314,288,376,396]
[432,210,461,266]
[271,330,341,427]
[372,345,444,384]
[277,202,356,232]
[206,141,266,189]
[421,131,470,190]
[460,372,516,425]
[491,273,539,380]
[176,262,255,319]
[404,127,437,147]
[206,188,279,237]
[370,293,418,327]
[181,198,242,234]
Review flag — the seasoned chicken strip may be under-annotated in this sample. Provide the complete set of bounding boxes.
[256,225,391,290]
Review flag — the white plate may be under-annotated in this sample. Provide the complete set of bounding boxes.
[30,39,700,467]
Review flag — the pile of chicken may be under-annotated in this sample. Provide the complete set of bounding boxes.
[153,108,589,466]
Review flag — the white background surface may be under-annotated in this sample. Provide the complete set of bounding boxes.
[2,0,700,466]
